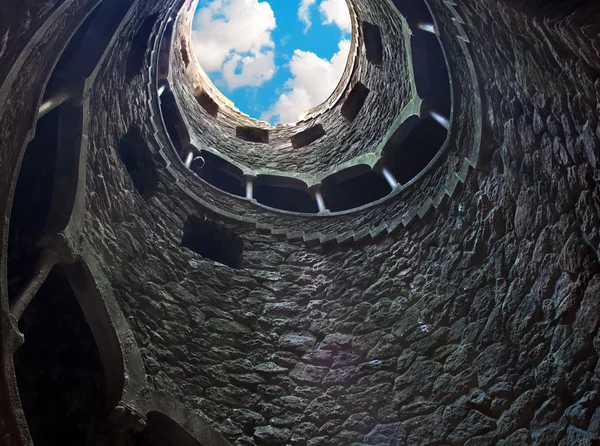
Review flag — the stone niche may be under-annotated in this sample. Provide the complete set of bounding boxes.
[180,216,244,269]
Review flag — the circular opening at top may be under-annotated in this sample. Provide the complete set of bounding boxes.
[190,0,353,125]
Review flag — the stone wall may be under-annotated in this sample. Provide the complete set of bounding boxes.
[2,0,600,444]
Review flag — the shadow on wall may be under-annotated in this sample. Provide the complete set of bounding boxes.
[13,267,108,446]
[7,107,59,281]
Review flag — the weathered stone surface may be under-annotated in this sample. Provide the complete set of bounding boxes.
[253,425,292,445]
[305,395,348,423]
[575,275,600,335]
[3,0,600,445]
[363,422,407,445]
[205,318,251,334]
[205,386,260,408]
[290,364,330,384]
[255,362,289,374]
[278,333,317,352]
[447,410,496,444]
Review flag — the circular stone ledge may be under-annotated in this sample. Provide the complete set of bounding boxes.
[147,0,482,247]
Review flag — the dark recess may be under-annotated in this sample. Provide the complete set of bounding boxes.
[64,0,135,81]
[387,118,448,185]
[255,180,318,213]
[7,108,60,291]
[13,267,108,446]
[49,5,102,79]
[236,126,269,144]
[126,14,159,81]
[323,171,391,211]
[134,429,172,445]
[411,31,451,115]
[196,90,219,117]
[158,21,174,81]
[193,151,245,197]
[181,38,190,67]
[362,22,383,65]
[160,90,190,153]
[117,125,159,199]
[181,216,244,269]
[341,82,370,122]
[391,0,433,25]
[291,124,326,149]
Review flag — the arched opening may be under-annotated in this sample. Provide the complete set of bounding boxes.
[160,89,191,154]
[391,0,433,26]
[126,14,159,81]
[411,31,451,116]
[13,267,108,445]
[158,20,174,82]
[385,118,448,185]
[323,167,391,211]
[254,176,317,213]
[48,6,103,78]
[7,108,59,295]
[67,0,136,81]
[191,150,245,197]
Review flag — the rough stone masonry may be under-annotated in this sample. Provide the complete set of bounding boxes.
[1,0,600,445]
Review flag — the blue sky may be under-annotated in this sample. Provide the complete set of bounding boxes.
[192,0,351,124]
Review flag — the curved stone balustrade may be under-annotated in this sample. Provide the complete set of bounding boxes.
[155,0,456,217]
[144,0,481,246]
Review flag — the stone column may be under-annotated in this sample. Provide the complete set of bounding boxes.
[310,185,328,213]
[430,110,449,129]
[38,90,71,119]
[416,22,436,33]
[244,175,255,200]
[379,166,399,189]
[185,151,194,169]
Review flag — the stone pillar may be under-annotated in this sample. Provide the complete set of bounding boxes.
[379,166,399,189]
[311,185,328,213]
[38,90,71,119]
[416,22,436,33]
[430,110,449,129]
[244,175,255,200]
[185,151,194,169]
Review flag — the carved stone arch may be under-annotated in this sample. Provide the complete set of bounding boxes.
[11,264,113,445]
[143,398,230,446]
[61,260,126,410]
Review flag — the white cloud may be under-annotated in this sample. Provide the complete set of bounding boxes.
[298,0,317,32]
[222,51,276,89]
[298,0,351,33]
[192,0,276,88]
[261,39,351,123]
[319,0,351,32]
